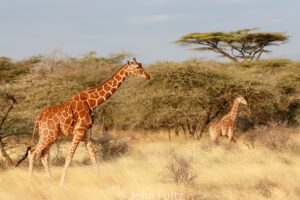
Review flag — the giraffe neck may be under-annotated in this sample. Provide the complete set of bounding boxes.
[228,100,240,121]
[86,64,129,109]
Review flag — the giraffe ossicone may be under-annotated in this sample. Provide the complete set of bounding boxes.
[15,58,150,185]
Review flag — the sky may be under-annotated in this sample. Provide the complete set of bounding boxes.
[0,0,299,63]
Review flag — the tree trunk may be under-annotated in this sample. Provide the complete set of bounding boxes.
[167,128,171,141]
[180,124,187,135]
[0,95,16,167]
[215,48,239,63]
[0,137,13,166]
[174,123,179,136]
[256,49,264,60]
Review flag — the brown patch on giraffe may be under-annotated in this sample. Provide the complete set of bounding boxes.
[77,101,83,111]
[90,93,99,99]
[104,92,111,99]
[41,117,47,123]
[73,95,80,101]
[65,117,73,125]
[53,115,59,122]
[107,80,113,86]
[96,85,104,91]
[112,80,118,87]
[65,127,73,136]
[111,87,116,93]
[82,101,90,110]
[47,120,55,130]
[99,90,105,96]
[54,106,60,113]
[73,112,79,119]
[70,101,76,109]
[120,70,124,76]
[79,93,89,100]
[88,99,97,107]
[103,84,111,91]
[97,98,105,105]
[42,129,49,137]
[57,105,64,112]
[84,115,92,124]
[62,111,68,118]
[79,110,88,119]
[115,74,122,81]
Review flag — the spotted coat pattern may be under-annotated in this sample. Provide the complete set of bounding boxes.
[27,59,150,185]
[209,97,247,143]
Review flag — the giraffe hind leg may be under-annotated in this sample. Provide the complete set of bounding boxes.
[28,141,48,179]
[41,145,53,181]
[29,128,57,180]
[28,148,36,179]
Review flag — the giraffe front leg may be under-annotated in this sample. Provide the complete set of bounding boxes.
[84,138,99,172]
[59,130,84,186]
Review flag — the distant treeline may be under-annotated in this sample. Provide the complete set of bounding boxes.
[0,52,299,138]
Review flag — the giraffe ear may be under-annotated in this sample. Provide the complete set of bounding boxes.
[127,60,130,65]
[133,58,137,62]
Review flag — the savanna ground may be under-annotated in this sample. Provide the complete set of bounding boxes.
[0,126,299,200]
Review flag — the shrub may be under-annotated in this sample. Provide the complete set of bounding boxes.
[93,133,129,160]
[244,122,293,151]
[51,142,66,166]
[255,178,277,198]
[164,153,197,185]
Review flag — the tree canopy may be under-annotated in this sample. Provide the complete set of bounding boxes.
[176,29,289,62]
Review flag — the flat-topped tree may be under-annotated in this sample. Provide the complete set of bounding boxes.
[176,28,289,62]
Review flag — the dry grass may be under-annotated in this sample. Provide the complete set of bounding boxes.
[0,130,300,200]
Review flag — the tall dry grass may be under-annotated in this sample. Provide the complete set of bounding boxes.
[0,130,300,200]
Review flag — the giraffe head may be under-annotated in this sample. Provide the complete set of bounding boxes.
[126,58,150,80]
[235,96,247,105]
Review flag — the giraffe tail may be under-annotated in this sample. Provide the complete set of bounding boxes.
[15,146,31,167]
[15,117,39,167]
[31,116,39,144]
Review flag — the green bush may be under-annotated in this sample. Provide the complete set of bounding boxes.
[0,54,299,138]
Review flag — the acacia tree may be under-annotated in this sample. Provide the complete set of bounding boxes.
[176,29,289,62]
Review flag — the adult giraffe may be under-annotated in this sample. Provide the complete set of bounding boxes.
[16,58,150,185]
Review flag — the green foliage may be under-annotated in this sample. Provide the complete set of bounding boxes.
[100,59,299,134]
[0,53,299,137]
[177,28,289,62]
[0,56,41,83]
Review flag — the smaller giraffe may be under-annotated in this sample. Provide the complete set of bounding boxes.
[209,96,248,143]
